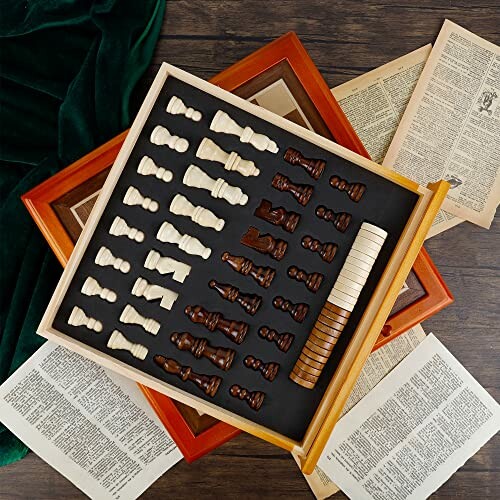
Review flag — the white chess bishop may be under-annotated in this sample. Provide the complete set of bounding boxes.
[144,250,191,283]
[183,164,249,206]
[169,194,225,231]
[107,330,148,360]
[166,96,202,122]
[150,125,189,153]
[132,277,179,310]
[68,306,103,332]
[123,186,159,212]
[210,110,279,153]
[109,216,144,243]
[95,246,130,273]
[196,137,260,177]
[156,221,211,259]
[81,276,117,303]
[119,304,160,335]
[137,156,173,182]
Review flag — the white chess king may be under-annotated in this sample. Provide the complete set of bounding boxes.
[123,186,159,212]
[107,330,148,360]
[166,96,202,122]
[81,276,117,303]
[156,221,211,259]
[109,216,144,243]
[137,156,173,182]
[68,306,103,332]
[119,304,160,335]
[143,250,191,283]
[95,246,130,273]
[150,125,189,153]
[132,277,179,310]
[169,194,225,231]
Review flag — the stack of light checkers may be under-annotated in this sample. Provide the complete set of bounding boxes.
[289,222,388,389]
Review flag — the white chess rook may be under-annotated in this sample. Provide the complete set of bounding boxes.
[156,221,211,259]
[95,247,130,273]
[196,137,260,177]
[210,110,279,153]
[123,186,159,212]
[107,330,148,360]
[68,306,103,332]
[183,164,249,206]
[119,304,160,335]
[144,250,191,283]
[132,277,179,310]
[137,156,173,182]
[166,96,202,122]
[81,277,117,303]
[150,125,189,153]
[109,216,144,243]
[169,194,225,231]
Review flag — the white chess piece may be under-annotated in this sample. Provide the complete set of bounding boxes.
[183,164,248,206]
[144,250,191,283]
[95,247,130,273]
[123,186,159,212]
[169,194,225,231]
[107,330,148,360]
[81,277,117,303]
[210,110,278,153]
[150,125,189,153]
[68,306,102,332]
[132,277,178,310]
[156,221,211,259]
[119,304,160,335]
[137,156,173,182]
[196,137,260,177]
[109,216,144,243]
[166,96,202,122]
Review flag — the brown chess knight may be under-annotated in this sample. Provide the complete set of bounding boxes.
[254,199,300,233]
[221,252,276,288]
[240,227,288,260]
[283,147,326,180]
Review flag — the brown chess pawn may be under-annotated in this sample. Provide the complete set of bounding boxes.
[301,236,337,263]
[244,355,280,381]
[221,252,275,288]
[283,147,326,180]
[240,227,288,261]
[229,384,265,411]
[185,305,248,344]
[272,296,309,323]
[271,173,313,206]
[287,265,324,292]
[254,199,300,233]
[315,206,351,232]
[329,175,366,202]
[209,280,262,315]
[258,326,294,353]
[153,355,221,397]
[170,331,235,371]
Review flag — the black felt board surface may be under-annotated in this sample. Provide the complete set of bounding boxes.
[52,75,419,441]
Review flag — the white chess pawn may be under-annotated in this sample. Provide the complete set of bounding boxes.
[81,277,117,303]
[95,247,130,273]
[132,277,179,310]
[107,330,148,360]
[144,250,191,283]
[156,221,211,259]
[183,164,249,206]
[123,186,159,212]
[196,137,260,177]
[119,304,160,335]
[150,125,189,153]
[169,194,225,231]
[137,156,173,182]
[68,306,102,333]
[109,216,144,243]
[210,110,278,153]
[166,96,202,122]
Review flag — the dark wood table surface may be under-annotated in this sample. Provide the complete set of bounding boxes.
[1,1,498,498]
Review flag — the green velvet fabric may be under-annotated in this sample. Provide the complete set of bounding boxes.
[0,0,165,466]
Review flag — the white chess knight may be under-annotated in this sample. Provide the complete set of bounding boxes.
[137,156,173,183]
[123,186,159,212]
[81,276,117,303]
[68,306,103,333]
[166,96,202,122]
[183,164,249,206]
[119,304,160,335]
[150,125,189,153]
[95,246,130,273]
[144,250,191,283]
[132,277,178,310]
[107,330,148,360]
[109,216,144,243]
[196,137,260,177]
[156,221,211,259]
[210,110,279,153]
[169,194,225,231]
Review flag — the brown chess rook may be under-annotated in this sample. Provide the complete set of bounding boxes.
[170,331,235,371]
[221,252,275,288]
[244,355,280,381]
[240,226,288,261]
[283,147,326,180]
[329,175,366,202]
[153,355,221,397]
[273,296,309,322]
[184,305,248,344]
[254,199,300,233]
[258,326,294,352]
[301,235,338,263]
[315,205,351,232]
[271,172,313,206]
[230,384,265,411]
[287,265,324,292]
[209,279,262,315]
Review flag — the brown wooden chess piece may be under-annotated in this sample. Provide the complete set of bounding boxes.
[184,305,248,344]
[329,175,366,202]
[301,236,337,263]
[221,252,275,288]
[315,205,351,232]
[283,147,326,180]
[258,326,294,352]
[209,279,262,315]
[170,331,235,371]
[254,199,300,233]
[153,355,221,397]
[229,384,265,411]
[271,173,313,206]
[287,265,324,292]
[243,355,280,381]
[273,296,309,322]
[240,227,288,260]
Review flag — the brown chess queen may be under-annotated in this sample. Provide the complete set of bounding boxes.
[254,199,300,233]
[244,355,280,381]
[272,296,309,322]
[329,175,366,202]
[315,205,351,232]
[283,147,326,180]
[221,252,275,288]
[240,226,288,260]
[287,265,324,292]
[229,384,265,411]
[271,173,313,206]
[301,236,338,263]
[209,279,262,315]
[258,326,295,352]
